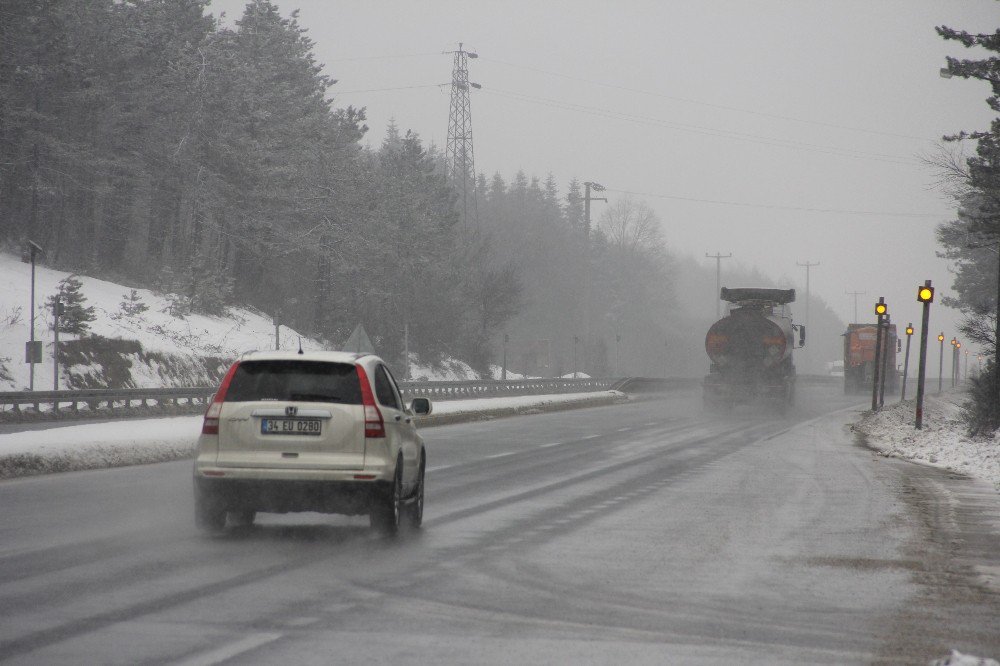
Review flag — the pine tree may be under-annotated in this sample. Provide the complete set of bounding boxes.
[47,276,97,335]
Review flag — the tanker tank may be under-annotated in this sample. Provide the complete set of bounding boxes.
[703,287,804,413]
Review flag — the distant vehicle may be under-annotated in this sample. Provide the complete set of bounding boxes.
[193,351,430,535]
[843,324,898,394]
[826,360,845,377]
[703,287,804,413]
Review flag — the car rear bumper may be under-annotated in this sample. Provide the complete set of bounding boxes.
[194,470,392,516]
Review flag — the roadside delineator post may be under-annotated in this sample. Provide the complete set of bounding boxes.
[915,281,934,429]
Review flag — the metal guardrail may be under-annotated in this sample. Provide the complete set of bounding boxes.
[0,374,842,422]
[0,378,623,421]
[398,377,619,400]
[0,387,216,416]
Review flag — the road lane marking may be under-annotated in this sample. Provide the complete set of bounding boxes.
[486,451,516,459]
[539,442,562,448]
[175,632,283,666]
[617,427,632,432]
[582,434,600,440]
[427,464,455,473]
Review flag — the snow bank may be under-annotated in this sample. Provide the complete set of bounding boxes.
[0,391,624,479]
[854,389,1000,490]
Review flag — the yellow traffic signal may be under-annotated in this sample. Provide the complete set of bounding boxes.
[905,325,914,336]
[917,285,934,303]
[875,302,887,315]
[956,342,961,349]
[938,333,945,342]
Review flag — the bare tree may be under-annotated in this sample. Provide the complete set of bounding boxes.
[599,197,664,256]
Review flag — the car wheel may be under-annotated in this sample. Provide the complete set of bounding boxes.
[370,460,402,535]
[194,486,226,534]
[406,457,425,529]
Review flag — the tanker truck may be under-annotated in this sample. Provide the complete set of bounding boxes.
[703,287,805,412]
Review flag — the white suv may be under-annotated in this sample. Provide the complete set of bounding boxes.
[193,351,431,535]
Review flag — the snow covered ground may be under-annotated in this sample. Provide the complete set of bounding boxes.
[0,251,325,390]
[854,388,1000,491]
[0,251,485,389]
[0,391,623,479]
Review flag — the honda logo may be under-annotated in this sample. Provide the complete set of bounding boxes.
[285,406,298,417]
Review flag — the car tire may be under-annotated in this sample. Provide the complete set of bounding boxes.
[194,486,226,534]
[405,456,425,529]
[370,459,402,535]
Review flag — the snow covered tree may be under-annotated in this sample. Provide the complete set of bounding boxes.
[937,22,1000,433]
[47,275,96,335]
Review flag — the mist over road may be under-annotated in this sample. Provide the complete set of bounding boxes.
[0,386,997,664]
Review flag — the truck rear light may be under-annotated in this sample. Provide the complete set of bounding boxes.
[355,365,385,438]
[202,362,241,435]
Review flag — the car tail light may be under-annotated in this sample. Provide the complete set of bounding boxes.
[355,365,385,438]
[202,362,241,435]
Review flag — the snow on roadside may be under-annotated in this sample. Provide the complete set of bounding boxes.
[854,388,1000,490]
[0,391,623,479]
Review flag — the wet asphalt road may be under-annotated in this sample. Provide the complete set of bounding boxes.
[0,386,997,664]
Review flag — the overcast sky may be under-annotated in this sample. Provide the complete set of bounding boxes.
[213,0,998,360]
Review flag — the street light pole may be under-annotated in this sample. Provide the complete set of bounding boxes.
[706,252,732,319]
[951,338,958,389]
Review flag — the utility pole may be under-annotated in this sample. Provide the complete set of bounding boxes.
[845,290,866,324]
[706,252,732,318]
[445,43,480,232]
[797,261,819,371]
[581,181,606,375]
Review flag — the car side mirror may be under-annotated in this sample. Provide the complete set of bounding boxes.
[799,325,806,347]
[409,397,432,416]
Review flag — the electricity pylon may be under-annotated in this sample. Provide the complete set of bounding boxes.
[445,43,480,231]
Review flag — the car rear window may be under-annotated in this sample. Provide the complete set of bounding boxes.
[224,360,362,404]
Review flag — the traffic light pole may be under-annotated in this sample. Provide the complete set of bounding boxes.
[878,315,890,408]
[900,323,912,401]
[871,297,885,412]
[915,280,933,429]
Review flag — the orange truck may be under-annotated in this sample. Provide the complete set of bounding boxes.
[843,323,898,394]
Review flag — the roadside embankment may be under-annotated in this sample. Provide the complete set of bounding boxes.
[0,391,625,480]
[853,388,1000,491]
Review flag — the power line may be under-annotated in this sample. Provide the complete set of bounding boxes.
[334,83,447,94]
[481,87,918,165]
[325,52,443,62]
[479,56,928,142]
[603,187,945,218]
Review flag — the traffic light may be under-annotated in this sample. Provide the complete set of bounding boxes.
[917,285,934,303]
[875,302,887,315]
[905,324,914,336]
[938,333,945,343]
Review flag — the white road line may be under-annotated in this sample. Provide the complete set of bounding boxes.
[427,464,456,472]
[486,451,516,459]
[617,427,632,432]
[582,434,601,440]
[539,442,562,448]
[174,632,283,666]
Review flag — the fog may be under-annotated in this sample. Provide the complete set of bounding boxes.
[210,0,996,361]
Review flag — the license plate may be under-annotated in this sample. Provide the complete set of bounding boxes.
[260,418,322,436]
